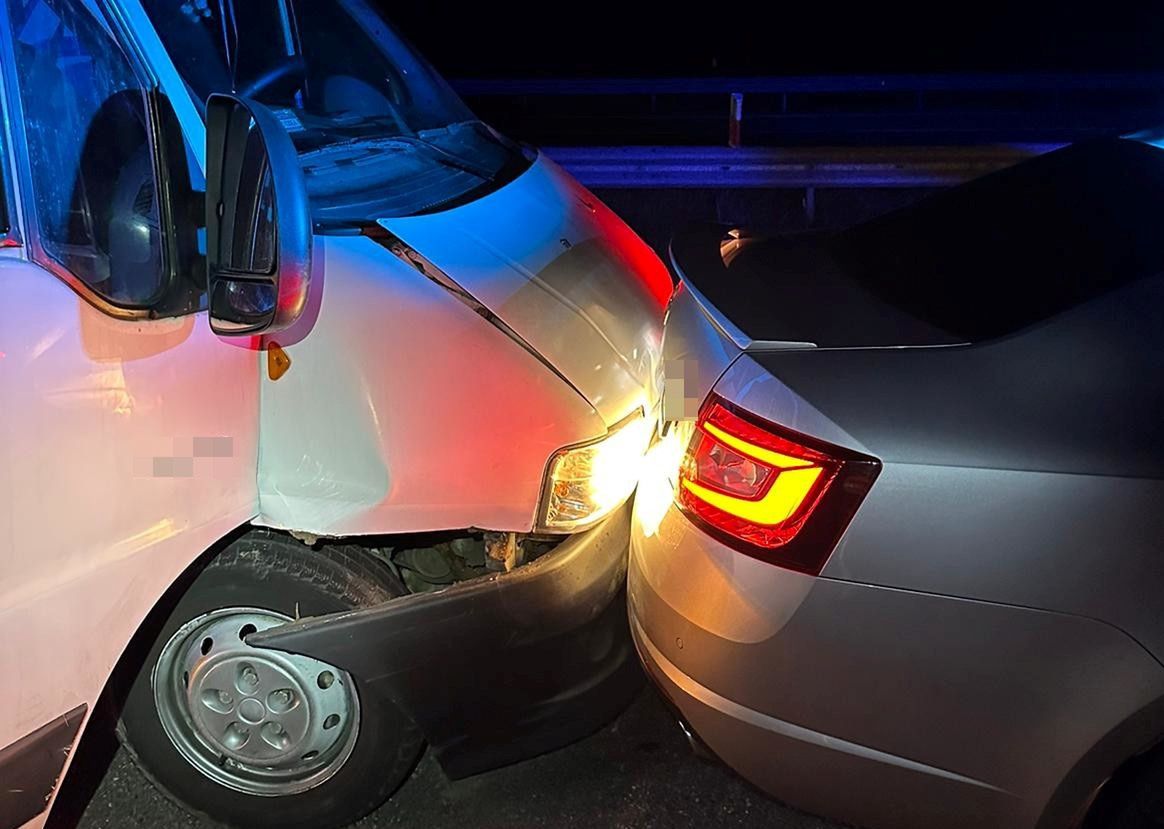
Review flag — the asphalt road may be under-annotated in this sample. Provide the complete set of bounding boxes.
[76,684,842,829]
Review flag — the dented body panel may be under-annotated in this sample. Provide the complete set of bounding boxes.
[253,157,666,537]
[381,157,669,428]
[253,231,608,536]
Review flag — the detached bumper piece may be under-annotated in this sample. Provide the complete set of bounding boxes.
[250,504,640,777]
[0,704,86,829]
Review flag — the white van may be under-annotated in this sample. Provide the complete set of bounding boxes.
[0,2,670,827]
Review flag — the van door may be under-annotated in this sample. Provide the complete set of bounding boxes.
[0,0,259,821]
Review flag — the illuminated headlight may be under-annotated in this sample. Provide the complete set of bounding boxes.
[539,412,653,532]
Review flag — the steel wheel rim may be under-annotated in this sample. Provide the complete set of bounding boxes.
[153,607,360,797]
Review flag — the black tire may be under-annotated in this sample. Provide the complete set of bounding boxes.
[118,530,423,829]
[1087,748,1164,829]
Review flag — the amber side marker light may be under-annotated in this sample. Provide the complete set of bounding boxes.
[267,342,292,381]
[677,395,881,575]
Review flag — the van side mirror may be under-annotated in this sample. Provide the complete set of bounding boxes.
[204,94,311,335]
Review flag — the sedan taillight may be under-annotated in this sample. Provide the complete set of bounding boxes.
[677,395,881,575]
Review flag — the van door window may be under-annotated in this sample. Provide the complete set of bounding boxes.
[6,0,165,307]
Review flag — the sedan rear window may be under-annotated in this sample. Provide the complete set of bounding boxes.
[831,138,1164,342]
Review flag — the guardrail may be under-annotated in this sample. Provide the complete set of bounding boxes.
[455,72,1164,147]
[455,72,1164,96]
[541,144,1060,188]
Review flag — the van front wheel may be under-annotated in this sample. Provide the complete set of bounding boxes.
[118,531,422,829]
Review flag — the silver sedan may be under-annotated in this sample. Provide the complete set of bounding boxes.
[630,136,1164,829]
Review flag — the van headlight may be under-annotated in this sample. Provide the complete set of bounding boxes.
[539,412,653,532]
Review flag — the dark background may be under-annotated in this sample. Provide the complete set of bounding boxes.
[376,3,1164,240]
[385,3,1164,78]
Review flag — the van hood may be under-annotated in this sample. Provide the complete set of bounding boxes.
[377,156,670,426]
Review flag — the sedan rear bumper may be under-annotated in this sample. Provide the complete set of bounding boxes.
[251,503,641,778]
[632,614,1023,828]
[629,503,1164,829]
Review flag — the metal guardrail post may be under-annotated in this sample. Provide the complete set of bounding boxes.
[729,92,744,148]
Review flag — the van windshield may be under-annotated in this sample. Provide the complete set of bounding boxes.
[141,0,531,219]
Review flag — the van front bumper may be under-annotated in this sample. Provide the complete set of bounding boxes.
[249,503,640,778]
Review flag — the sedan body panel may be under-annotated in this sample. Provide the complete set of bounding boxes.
[717,313,1164,662]
[744,276,1164,479]
[630,504,1164,829]
[658,280,743,423]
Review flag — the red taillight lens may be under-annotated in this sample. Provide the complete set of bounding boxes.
[677,396,880,574]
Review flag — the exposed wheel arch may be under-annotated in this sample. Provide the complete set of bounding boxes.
[1039,695,1164,829]
[116,529,419,828]
[44,523,253,829]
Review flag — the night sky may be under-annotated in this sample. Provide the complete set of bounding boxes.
[384,3,1164,78]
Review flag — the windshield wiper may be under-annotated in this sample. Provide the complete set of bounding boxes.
[322,114,500,182]
[418,119,506,146]
[372,135,498,182]
[288,110,505,183]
